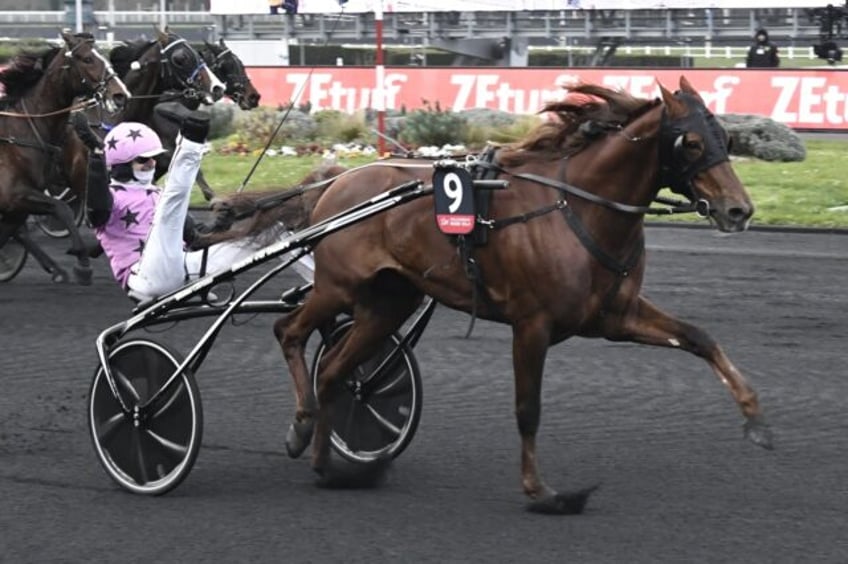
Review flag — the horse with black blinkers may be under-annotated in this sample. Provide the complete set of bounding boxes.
[273,76,773,514]
[0,31,129,284]
[59,28,226,235]
[147,37,261,201]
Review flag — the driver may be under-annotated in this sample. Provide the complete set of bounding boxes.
[73,111,313,301]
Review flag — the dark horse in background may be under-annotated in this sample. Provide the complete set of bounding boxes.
[0,32,129,284]
[61,28,226,227]
[149,37,262,201]
[269,77,773,514]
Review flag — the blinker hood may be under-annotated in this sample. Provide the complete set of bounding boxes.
[658,92,729,200]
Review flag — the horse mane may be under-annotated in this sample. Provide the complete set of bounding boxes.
[0,46,61,104]
[497,83,660,168]
[110,40,155,77]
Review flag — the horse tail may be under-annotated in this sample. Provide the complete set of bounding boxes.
[200,163,348,246]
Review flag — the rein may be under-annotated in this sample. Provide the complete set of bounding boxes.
[0,98,97,118]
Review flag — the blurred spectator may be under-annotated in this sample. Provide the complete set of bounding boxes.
[268,0,282,15]
[746,28,780,68]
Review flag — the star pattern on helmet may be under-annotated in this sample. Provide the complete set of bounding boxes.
[127,128,143,141]
[120,208,139,228]
[106,137,118,151]
[134,239,145,254]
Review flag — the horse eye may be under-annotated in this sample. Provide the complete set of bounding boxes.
[81,55,94,64]
[172,52,189,67]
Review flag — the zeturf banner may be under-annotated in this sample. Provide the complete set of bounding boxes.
[244,67,848,130]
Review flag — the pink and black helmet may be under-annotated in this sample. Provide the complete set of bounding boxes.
[103,122,166,167]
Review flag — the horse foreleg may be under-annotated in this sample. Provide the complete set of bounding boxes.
[14,227,69,283]
[611,296,773,450]
[512,317,551,499]
[513,318,598,515]
[195,169,216,202]
[25,193,91,285]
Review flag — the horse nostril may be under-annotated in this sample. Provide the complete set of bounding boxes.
[212,86,224,100]
[113,93,127,108]
[727,205,753,222]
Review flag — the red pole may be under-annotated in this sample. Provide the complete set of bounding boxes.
[375,0,386,156]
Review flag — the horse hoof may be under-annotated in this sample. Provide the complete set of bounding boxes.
[744,416,775,450]
[285,418,314,459]
[526,484,599,515]
[50,269,69,284]
[73,265,93,286]
[314,455,392,490]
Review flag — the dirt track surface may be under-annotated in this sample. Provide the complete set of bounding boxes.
[1,226,846,563]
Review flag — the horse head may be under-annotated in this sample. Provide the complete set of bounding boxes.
[155,28,225,105]
[202,38,261,110]
[60,31,129,113]
[658,76,754,232]
[118,28,224,106]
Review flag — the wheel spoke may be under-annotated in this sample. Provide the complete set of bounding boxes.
[363,403,401,438]
[371,370,409,397]
[149,380,186,420]
[96,412,126,444]
[132,430,151,484]
[144,428,188,459]
[114,368,141,402]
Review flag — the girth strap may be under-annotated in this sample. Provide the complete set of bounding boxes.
[561,203,644,314]
[561,204,643,278]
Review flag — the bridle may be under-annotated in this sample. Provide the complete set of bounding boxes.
[658,91,731,210]
[204,45,249,105]
[0,38,118,119]
[129,36,210,102]
[62,36,124,106]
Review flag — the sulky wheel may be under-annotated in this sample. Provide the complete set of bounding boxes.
[311,318,423,464]
[0,235,27,282]
[88,339,203,495]
[35,186,84,238]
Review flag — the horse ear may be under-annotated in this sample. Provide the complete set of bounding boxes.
[658,80,685,118]
[60,29,73,46]
[678,76,704,104]
[155,26,169,45]
[219,38,226,47]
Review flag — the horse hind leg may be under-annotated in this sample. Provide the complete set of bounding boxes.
[609,295,774,449]
[310,275,422,488]
[274,290,345,460]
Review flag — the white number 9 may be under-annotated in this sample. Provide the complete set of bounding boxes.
[443,172,463,213]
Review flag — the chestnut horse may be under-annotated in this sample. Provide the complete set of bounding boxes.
[0,32,129,283]
[274,77,773,514]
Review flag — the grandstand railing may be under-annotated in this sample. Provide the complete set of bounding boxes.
[0,8,828,49]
